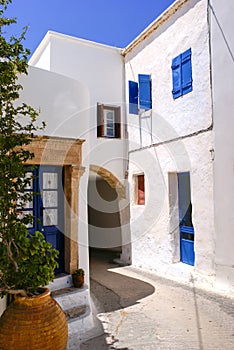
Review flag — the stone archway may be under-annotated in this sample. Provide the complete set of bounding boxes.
[24,136,85,273]
[89,164,125,199]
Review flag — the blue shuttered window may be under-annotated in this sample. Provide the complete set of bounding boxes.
[129,81,138,115]
[129,74,152,114]
[138,74,152,110]
[172,48,192,99]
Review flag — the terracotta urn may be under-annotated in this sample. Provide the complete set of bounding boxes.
[0,288,68,350]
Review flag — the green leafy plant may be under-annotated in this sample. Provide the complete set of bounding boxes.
[0,0,58,297]
[72,268,85,277]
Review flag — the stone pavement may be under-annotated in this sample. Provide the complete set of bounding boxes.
[79,250,234,349]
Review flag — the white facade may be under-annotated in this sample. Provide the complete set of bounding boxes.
[210,0,234,292]
[20,34,130,287]
[29,32,126,182]
[125,0,216,279]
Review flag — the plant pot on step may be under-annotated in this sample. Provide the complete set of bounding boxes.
[0,287,68,350]
[72,268,85,288]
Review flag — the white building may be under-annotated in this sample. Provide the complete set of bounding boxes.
[124,0,234,292]
[124,0,234,293]
[14,34,131,345]
[20,33,131,279]
[125,0,215,283]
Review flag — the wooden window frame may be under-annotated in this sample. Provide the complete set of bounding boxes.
[97,103,121,138]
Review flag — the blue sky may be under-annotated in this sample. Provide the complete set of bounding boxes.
[5,0,176,56]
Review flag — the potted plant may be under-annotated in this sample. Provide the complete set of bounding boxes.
[72,268,85,288]
[0,1,68,349]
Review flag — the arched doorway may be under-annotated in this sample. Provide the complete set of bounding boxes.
[88,172,122,261]
[88,164,131,265]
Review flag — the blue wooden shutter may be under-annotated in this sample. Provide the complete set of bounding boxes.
[172,55,182,99]
[181,48,192,95]
[172,48,192,99]
[138,74,152,110]
[129,81,138,114]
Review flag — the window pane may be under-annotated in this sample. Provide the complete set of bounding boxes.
[24,172,33,190]
[106,128,114,137]
[42,191,58,207]
[43,209,58,226]
[104,109,115,137]
[43,173,58,189]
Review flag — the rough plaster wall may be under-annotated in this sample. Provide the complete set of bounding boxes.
[129,132,215,275]
[210,0,234,291]
[126,0,215,276]
[125,0,212,151]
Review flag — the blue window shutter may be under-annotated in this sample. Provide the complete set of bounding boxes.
[129,81,138,114]
[172,55,182,99]
[172,48,192,99]
[138,74,152,110]
[181,48,192,95]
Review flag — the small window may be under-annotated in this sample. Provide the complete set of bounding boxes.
[172,48,192,99]
[104,109,115,137]
[97,104,121,138]
[135,174,145,205]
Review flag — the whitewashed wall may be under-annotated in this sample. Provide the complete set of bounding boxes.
[125,0,215,277]
[30,33,126,182]
[19,67,91,282]
[210,0,234,292]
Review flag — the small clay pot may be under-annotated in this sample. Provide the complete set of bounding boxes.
[72,274,84,288]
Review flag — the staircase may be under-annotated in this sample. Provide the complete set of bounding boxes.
[48,275,102,349]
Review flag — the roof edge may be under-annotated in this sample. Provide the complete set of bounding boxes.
[29,30,122,65]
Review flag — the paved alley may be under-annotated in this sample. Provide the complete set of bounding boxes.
[80,250,234,349]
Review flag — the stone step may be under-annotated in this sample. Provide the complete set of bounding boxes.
[50,284,100,349]
[65,305,87,321]
[51,285,89,311]
[48,274,73,292]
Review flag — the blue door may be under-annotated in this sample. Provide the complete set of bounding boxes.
[178,172,195,266]
[21,165,65,274]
